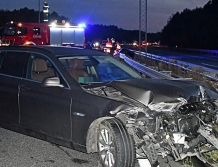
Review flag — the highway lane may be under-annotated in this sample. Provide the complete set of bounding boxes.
[176,57,218,70]
[0,127,152,167]
[0,127,150,167]
[146,46,218,71]
[0,127,99,167]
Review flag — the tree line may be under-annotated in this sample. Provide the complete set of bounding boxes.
[0,8,70,27]
[161,0,218,49]
[85,24,161,44]
[0,1,217,49]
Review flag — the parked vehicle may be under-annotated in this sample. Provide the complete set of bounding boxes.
[0,45,218,167]
[1,22,50,46]
[92,41,101,50]
[1,22,85,47]
[50,23,85,47]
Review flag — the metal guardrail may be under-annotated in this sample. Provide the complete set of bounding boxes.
[130,50,218,82]
[123,54,174,79]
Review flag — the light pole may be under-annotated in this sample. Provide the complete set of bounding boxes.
[43,2,49,22]
[38,0,40,23]
[139,0,147,55]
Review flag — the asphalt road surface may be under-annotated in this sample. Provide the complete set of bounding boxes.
[0,128,155,167]
[146,47,218,71]
[0,127,99,167]
[0,126,207,167]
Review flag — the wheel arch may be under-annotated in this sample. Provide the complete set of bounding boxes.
[86,116,114,153]
[23,41,36,46]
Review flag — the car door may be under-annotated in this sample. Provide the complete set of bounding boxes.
[0,51,29,124]
[19,52,72,140]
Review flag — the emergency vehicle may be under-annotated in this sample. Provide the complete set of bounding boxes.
[1,21,85,47]
[49,22,85,47]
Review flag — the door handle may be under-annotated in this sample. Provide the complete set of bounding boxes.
[19,85,30,91]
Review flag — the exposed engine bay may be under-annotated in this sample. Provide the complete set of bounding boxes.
[117,99,218,166]
[86,79,218,166]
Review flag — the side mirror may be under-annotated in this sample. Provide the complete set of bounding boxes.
[42,77,64,88]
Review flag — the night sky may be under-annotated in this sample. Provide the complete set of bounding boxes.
[0,0,208,32]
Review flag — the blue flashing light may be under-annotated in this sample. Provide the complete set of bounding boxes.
[78,23,86,28]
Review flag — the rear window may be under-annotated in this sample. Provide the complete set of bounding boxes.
[0,51,29,77]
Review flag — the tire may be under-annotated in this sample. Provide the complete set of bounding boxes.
[97,118,135,167]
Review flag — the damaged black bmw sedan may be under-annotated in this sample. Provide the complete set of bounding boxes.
[0,46,218,167]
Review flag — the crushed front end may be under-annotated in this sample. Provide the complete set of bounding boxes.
[85,78,218,166]
[116,98,218,166]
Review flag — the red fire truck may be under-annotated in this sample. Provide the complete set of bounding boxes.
[1,21,85,47]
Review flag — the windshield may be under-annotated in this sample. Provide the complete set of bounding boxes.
[59,55,141,84]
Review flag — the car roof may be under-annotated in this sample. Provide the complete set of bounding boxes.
[0,45,108,57]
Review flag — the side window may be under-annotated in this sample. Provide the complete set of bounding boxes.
[33,27,40,35]
[27,54,55,82]
[17,27,27,35]
[27,53,67,87]
[3,26,16,36]
[0,51,29,77]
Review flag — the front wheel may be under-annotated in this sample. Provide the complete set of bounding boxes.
[97,118,135,167]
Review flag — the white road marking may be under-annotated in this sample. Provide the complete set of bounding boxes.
[201,63,218,68]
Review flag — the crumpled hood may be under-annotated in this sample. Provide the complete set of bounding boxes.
[109,79,218,106]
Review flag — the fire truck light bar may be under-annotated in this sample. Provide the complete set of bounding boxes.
[49,22,85,29]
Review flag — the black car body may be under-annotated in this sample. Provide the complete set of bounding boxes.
[0,46,218,167]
